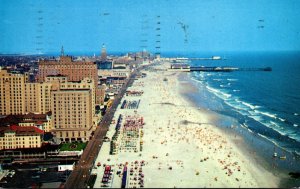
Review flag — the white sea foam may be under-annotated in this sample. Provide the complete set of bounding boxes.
[255,110,277,119]
[278,117,286,122]
[288,133,300,143]
[233,89,240,92]
[270,121,282,129]
[222,92,232,98]
[224,100,244,110]
[265,123,288,136]
[213,79,222,81]
[206,86,219,94]
[240,123,248,129]
[249,116,287,137]
[227,78,238,81]
[247,128,254,133]
[191,77,204,85]
[249,115,263,121]
[293,124,298,127]
[206,86,231,99]
[294,113,299,116]
[242,101,257,110]
[257,133,277,144]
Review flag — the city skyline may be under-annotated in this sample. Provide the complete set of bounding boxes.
[1,0,300,54]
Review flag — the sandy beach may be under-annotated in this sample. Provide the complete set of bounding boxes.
[92,61,280,188]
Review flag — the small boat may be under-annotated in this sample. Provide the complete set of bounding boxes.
[279,156,286,160]
[212,56,222,60]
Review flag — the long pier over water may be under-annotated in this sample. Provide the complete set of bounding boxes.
[169,64,272,72]
[190,66,272,72]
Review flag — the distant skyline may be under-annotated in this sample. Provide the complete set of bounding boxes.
[1,0,300,55]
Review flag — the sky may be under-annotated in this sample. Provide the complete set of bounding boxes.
[1,0,300,55]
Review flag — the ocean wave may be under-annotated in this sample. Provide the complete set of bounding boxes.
[278,117,286,122]
[191,77,203,84]
[269,121,283,129]
[227,78,238,81]
[287,133,300,142]
[249,115,300,144]
[249,115,263,121]
[293,124,298,127]
[240,123,248,128]
[257,133,279,146]
[241,101,258,110]
[240,123,254,133]
[294,113,299,116]
[247,128,254,133]
[206,86,219,94]
[264,122,287,136]
[257,132,300,156]
[233,89,240,92]
[254,110,277,119]
[224,101,245,111]
[249,116,287,136]
[213,79,222,81]
[206,86,232,99]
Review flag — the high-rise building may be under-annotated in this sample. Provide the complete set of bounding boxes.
[1,66,99,143]
[0,69,28,115]
[37,56,98,84]
[25,82,52,114]
[51,89,93,142]
[37,55,102,104]
[48,76,97,142]
[101,44,107,62]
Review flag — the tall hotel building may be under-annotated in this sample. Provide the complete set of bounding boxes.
[0,69,28,115]
[48,76,97,142]
[37,56,102,104]
[1,68,98,142]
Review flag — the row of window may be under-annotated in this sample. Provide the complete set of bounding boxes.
[0,144,40,149]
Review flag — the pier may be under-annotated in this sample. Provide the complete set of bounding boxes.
[169,64,272,72]
[190,66,272,72]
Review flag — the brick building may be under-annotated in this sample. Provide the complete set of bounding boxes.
[37,56,103,104]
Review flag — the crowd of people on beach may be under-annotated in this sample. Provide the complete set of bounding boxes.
[93,62,278,188]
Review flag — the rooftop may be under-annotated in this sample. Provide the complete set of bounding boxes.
[0,125,44,136]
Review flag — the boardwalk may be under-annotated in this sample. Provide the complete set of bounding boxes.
[64,70,138,189]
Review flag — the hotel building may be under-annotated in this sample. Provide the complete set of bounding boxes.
[0,69,28,115]
[1,68,98,143]
[51,89,93,142]
[0,125,43,150]
[37,56,102,104]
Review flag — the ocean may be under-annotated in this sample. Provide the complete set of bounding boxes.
[171,51,300,173]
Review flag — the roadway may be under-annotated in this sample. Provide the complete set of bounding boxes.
[64,69,138,189]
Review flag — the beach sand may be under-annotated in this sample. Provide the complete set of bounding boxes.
[92,62,280,188]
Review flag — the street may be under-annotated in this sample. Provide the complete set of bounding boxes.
[64,70,138,189]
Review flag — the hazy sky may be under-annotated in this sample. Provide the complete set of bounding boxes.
[1,0,300,55]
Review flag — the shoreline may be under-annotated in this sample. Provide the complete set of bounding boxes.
[176,72,282,187]
[92,61,283,188]
[178,71,300,187]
